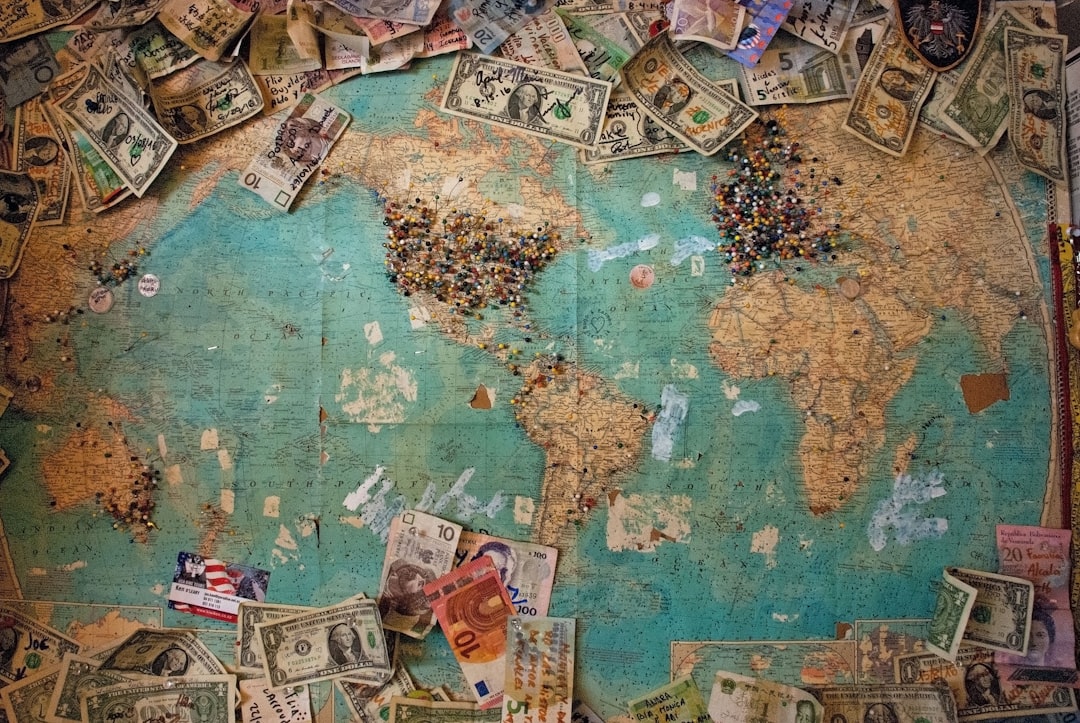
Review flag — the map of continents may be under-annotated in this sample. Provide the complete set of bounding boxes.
[0,49,1062,719]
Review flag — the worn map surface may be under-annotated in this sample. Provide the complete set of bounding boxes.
[0,47,1070,721]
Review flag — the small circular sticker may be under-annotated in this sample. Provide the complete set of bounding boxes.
[88,286,114,313]
[629,264,655,289]
[138,274,160,297]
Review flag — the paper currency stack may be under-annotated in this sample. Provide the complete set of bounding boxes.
[0,518,1076,723]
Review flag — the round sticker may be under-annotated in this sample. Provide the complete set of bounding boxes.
[629,264,655,289]
[88,286,114,313]
[138,274,160,297]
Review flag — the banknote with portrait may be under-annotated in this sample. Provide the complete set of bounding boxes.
[1004,26,1068,181]
[151,60,265,144]
[237,601,315,673]
[45,654,132,723]
[812,684,958,723]
[98,628,226,677]
[0,0,99,42]
[15,98,70,226]
[81,677,237,723]
[455,532,558,618]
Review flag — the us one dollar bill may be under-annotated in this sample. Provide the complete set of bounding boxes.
[582,84,692,163]
[441,52,612,150]
[255,597,392,688]
[86,0,167,30]
[56,64,178,198]
[99,628,226,677]
[896,646,1077,720]
[620,32,758,156]
[82,677,236,723]
[840,23,935,156]
[390,696,503,723]
[812,684,958,723]
[150,60,264,144]
[670,0,745,50]
[0,0,99,42]
[15,98,70,226]
[1004,26,1068,181]
[158,0,255,62]
[499,10,590,75]
[239,91,350,210]
[0,603,80,684]
[740,29,860,105]
[926,568,979,663]
[46,654,132,723]
[938,8,1035,152]
[339,666,416,723]
[424,556,514,709]
[503,617,575,723]
[1,665,60,723]
[238,602,314,673]
[628,675,711,723]
[455,532,558,618]
[707,670,823,723]
[949,567,1034,655]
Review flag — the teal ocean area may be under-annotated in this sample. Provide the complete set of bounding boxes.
[0,53,1055,717]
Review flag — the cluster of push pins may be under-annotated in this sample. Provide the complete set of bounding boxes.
[88,246,147,286]
[711,118,844,279]
[383,198,559,317]
[95,453,159,532]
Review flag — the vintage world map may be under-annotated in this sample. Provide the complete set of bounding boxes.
[0,42,1071,721]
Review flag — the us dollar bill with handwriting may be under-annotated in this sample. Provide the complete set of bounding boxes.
[82,677,236,723]
[1004,26,1067,181]
[339,666,416,723]
[150,59,264,144]
[949,567,1034,655]
[56,64,177,198]
[503,617,575,723]
[129,19,201,79]
[441,52,612,150]
[455,532,558,618]
[15,98,70,226]
[46,654,132,723]
[1,665,60,723]
[99,628,226,677]
[621,32,758,156]
[0,0,99,42]
[158,0,256,62]
[255,597,392,688]
[841,24,935,156]
[0,603,80,683]
[926,568,979,663]
[237,602,314,673]
[740,29,859,105]
[86,0,167,30]
[896,646,1077,720]
[239,92,350,210]
[938,8,1035,152]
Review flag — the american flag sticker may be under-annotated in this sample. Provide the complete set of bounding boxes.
[168,551,271,623]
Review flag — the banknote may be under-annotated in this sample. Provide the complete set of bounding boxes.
[325,38,366,69]
[938,9,1035,152]
[707,670,823,723]
[249,13,323,75]
[0,37,61,109]
[1,666,60,723]
[455,532,558,618]
[81,677,237,723]
[158,0,256,62]
[254,70,334,115]
[725,0,793,66]
[840,24,935,156]
[813,685,958,723]
[45,654,131,723]
[620,32,758,155]
[0,604,79,684]
[448,0,545,53]
[351,16,422,45]
[503,617,575,723]
[99,628,226,677]
[239,679,312,723]
[56,65,178,198]
[15,98,70,226]
[85,0,167,30]
[150,60,264,144]
[671,0,745,49]
[586,11,644,52]
[0,0,99,42]
[850,0,887,25]
[326,0,439,26]
[129,19,201,79]
[339,666,416,723]
[895,646,1077,720]
[948,567,1034,655]
[553,0,667,12]
[389,696,503,723]
[784,0,860,51]
[499,10,591,75]
[572,701,606,723]
[288,0,322,60]
[425,556,514,709]
[237,601,314,672]
[740,29,859,104]
[314,3,376,51]
[41,96,130,213]
[624,9,670,46]
[416,12,472,57]
[239,91,350,210]
[918,65,969,144]
[557,10,632,81]
[926,568,979,662]
[255,597,392,688]
[362,33,422,72]
[97,49,148,105]
[628,675,711,723]
[1004,26,1068,181]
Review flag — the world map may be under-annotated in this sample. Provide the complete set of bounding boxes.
[0,44,1069,722]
